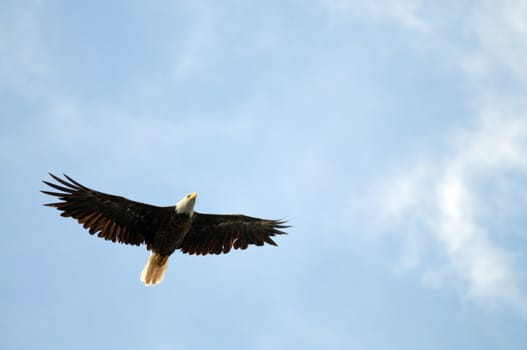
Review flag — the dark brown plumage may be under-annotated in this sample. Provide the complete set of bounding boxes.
[42,173,288,285]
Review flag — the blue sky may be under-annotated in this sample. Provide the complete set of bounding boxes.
[2,0,527,349]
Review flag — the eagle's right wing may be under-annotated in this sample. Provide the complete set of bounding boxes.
[42,173,170,247]
[179,212,288,255]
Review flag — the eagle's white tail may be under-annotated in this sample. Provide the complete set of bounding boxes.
[140,253,169,286]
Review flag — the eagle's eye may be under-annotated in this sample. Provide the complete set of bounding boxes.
[187,194,191,198]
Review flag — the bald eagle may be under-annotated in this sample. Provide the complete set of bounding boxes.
[42,173,288,286]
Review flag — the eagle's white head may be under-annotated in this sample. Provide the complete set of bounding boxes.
[175,192,197,216]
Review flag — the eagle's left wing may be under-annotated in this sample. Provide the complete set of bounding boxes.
[179,212,288,255]
[42,173,170,247]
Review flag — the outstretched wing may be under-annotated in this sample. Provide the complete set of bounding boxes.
[42,173,169,247]
[179,212,288,255]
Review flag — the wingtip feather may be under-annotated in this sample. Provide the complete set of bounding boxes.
[63,173,88,189]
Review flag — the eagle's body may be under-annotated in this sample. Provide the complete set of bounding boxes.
[42,174,288,285]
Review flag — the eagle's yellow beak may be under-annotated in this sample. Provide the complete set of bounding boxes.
[188,192,197,200]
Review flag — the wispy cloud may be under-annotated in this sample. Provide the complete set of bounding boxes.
[318,0,429,31]
[0,0,57,101]
[466,0,527,81]
[169,1,216,80]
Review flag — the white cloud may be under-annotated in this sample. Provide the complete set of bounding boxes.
[371,111,527,314]
[435,114,527,306]
[345,0,527,315]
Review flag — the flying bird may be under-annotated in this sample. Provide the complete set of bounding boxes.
[42,173,288,286]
